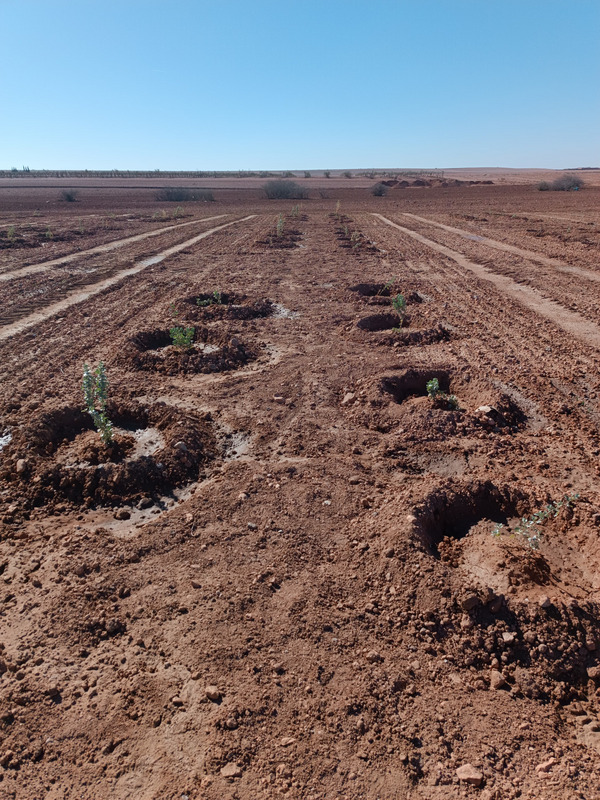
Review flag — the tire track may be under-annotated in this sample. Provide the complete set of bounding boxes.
[0,214,228,282]
[401,211,600,284]
[373,213,600,349]
[0,216,256,341]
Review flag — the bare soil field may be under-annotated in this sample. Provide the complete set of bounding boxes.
[1,177,600,799]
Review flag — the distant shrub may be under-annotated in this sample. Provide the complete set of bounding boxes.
[324,170,331,178]
[263,180,308,200]
[155,187,214,202]
[538,174,584,192]
[371,182,387,196]
[61,189,78,202]
[343,171,352,179]
[282,171,296,178]
[552,173,584,191]
[304,171,312,178]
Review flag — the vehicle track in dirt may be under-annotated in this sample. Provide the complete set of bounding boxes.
[0,215,256,340]
[372,213,600,349]
[0,214,228,281]
[401,211,600,282]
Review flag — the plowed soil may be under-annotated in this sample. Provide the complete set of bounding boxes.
[1,179,600,799]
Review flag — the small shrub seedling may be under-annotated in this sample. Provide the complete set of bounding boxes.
[350,231,361,249]
[491,494,580,550]
[196,291,223,307]
[169,326,195,349]
[392,293,407,317]
[83,362,113,445]
[276,213,285,237]
[426,378,459,410]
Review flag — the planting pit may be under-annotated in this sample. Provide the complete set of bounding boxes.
[174,291,274,322]
[411,480,528,556]
[123,327,259,375]
[2,401,217,509]
[380,368,451,404]
[357,312,405,332]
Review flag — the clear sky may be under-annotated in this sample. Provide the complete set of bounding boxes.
[2,0,598,170]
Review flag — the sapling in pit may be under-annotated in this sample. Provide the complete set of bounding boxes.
[83,361,113,445]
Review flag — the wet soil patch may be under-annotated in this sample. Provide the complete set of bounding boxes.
[349,282,394,297]
[124,327,258,375]
[378,324,451,347]
[2,401,217,508]
[175,292,274,322]
[412,480,528,555]
[357,312,405,332]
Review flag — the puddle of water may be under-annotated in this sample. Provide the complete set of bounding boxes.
[0,432,12,450]
[272,303,299,318]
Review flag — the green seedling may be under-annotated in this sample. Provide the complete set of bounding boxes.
[170,325,195,349]
[491,494,579,550]
[276,213,285,237]
[378,277,396,296]
[392,293,407,317]
[196,291,223,307]
[83,361,113,445]
[426,378,459,410]
[350,231,361,249]
[290,204,300,218]
[7,226,16,242]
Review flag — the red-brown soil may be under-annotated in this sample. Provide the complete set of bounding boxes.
[1,178,600,799]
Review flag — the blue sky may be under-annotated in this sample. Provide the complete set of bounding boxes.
[2,0,598,170]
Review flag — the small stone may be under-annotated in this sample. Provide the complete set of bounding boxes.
[247,522,258,530]
[174,441,188,452]
[205,685,221,702]
[273,395,286,404]
[220,762,242,778]
[461,594,480,612]
[366,650,383,663]
[16,459,28,475]
[349,475,360,485]
[276,763,292,779]
[279,737,296,747]
[137,497,153,510]
[238,492,249,501]
[586,665,600,681]
[456,763,483,786]
[488,597,503,614]
[384,547,395,558]
[341,392,356,406]
[490,670,506,690]
[539,595,552,609]
[502,631,516,644]
[114,508,130,520]
[191,579,202,589]
[224,717,238,730]
[460,613,474,629]
[536,757,556,774]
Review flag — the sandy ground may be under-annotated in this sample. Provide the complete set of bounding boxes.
[0,178,600,799]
